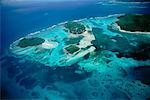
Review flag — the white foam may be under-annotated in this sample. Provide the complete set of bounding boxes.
[41,40,58,49]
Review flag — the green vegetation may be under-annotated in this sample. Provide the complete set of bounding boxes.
[64,21,86,34]
[117,14,150,32]
[118,0,150,2]
[17,37,45,48]
[65,44,80,54]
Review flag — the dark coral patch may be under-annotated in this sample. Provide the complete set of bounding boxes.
[133,66,150,85]
[116,42,150,60]
[2,56,91,90]
[19,77,38,89]
[91,27,108,50]
[31,91,40,98]
[129,42,150,60]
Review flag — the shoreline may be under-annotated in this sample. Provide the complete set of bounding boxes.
[116,23,150,34]
[114,14,150,34]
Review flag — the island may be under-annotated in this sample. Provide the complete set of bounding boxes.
[64,21,86,34]
[118,0,150,2]
[64,44,80,54]
[17,37,45,48]
[116,14,150,32]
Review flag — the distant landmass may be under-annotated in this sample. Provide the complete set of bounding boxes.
[118,0,150,2]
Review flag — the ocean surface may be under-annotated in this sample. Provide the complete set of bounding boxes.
[1,0,150,99]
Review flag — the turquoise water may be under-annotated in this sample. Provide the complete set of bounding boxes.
[1,1,150,99]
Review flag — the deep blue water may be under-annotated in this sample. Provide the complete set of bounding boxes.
[1,1,150,99]
[1,1,150,55]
